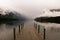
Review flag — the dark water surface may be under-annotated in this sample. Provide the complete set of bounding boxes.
[35,21,60,40]
[0,20,60,40]
[0,20,25,40]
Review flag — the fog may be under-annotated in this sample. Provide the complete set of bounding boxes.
[0,0,60,18]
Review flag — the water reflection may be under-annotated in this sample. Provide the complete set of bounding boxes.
[0,20,24,25]
[0,20,24,40]
[35,21,60,40]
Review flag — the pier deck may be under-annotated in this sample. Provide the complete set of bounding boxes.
[16,21,43,40]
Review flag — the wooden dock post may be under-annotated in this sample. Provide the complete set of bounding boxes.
[21,23,24,30]
[19,25,20,33]
[44,28,46,40]
[21,24,22,29]
[13,28,16,40]
[38,25,40,33]
[35,24,37,30]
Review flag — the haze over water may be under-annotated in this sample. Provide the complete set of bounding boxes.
[0,0,60,40]
[0,0,60,18]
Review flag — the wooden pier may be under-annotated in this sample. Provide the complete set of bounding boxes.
[13,22,43,40]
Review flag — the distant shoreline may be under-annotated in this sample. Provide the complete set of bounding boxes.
[34,16,60,23]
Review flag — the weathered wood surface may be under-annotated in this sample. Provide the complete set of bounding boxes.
[16,22,43,40]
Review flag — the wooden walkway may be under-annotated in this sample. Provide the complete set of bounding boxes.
[16,22,43,40]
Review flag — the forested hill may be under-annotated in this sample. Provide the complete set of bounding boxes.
[0,8,27,21]
[34,16,60,23]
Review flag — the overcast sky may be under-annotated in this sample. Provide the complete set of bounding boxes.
[0,0,60,18]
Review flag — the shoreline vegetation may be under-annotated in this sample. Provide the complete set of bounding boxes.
[0,12,18,21]
[0,10,26,21]
[0,8,27,22]
[0,12,26,25]
[34,16,60,23]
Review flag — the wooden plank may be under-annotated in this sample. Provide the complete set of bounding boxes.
[16,23,43,40]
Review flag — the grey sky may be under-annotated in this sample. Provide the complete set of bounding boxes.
[0,0,60,18]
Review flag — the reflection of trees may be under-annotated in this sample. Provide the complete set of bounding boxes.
[0,8,26,24]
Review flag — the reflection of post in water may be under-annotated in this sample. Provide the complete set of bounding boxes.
[50,27,54,32]
[38,25,40,33]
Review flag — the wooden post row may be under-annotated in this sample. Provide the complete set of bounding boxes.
[44,28,46,40]
[13,28,16,40]
[21,23,24,29]
[38,25,40,33]
[19,25,20,33]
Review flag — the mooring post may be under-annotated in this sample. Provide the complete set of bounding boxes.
[21,24,22,29]
[21,23,23,30]
[38,25,40,33]
[13,28,16,40]
[44,28,46,40]
[35,24,37,30]
[19,25,20,33]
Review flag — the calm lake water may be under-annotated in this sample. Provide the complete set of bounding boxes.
[35,21,60,40]
[0,20,60,40]
[0,20,24,40]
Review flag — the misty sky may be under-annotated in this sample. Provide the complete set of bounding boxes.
[0,0,60,18]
